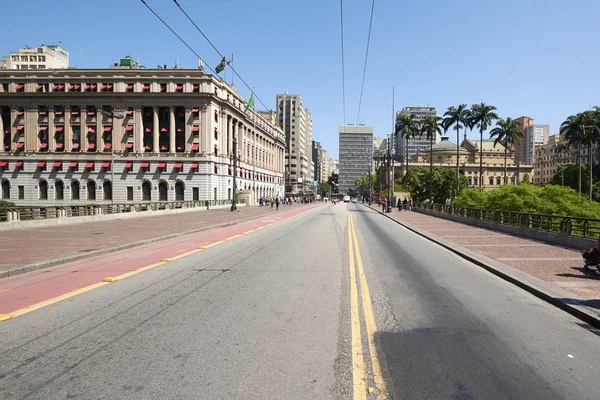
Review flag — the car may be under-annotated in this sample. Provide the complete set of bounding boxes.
[351,198,358,203]
[343,195,351,202]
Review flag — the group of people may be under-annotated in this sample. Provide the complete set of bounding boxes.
[258,195,317,210]
[377,196,413,211]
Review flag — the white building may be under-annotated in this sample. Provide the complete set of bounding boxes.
[396,106,438,162]
[525,124,549,165]
[339,124,373,194]
[1,44,69,70]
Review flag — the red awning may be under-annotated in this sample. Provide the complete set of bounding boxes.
[191,162,199,169]
[191,143,199,151]
[71,109,80,115]
[160,145,168,151]
[143,84,150,89]
[176,145,184,151]
[125,161,133,169]
[141,162,150,168]
[16,142,24,149]
[55,126,64,132]
[16,111,24,116]
[126,84,134,90]
[55,109,64,115]
[145,127,151,133]
[39,110,48,115]
[193,84,199,90]
[69,161,78,168]
[214,163,219,169]
[174,162,183,169]
[55,85,64,90]
[192,107,199,113]
[107,84,113,90]
[72,143,80,150]
[88,143,96,150]
[37,161,46,168]
[214,127,218,135]
[15,84,24,90]
[0,161,7,168]
[103,126,112,132]
[101,161,111,169]
[56,142,64,149]
[177,127,183,132]
[176,84,183,89]
[192,125,199,133]
[104,143,112,150]
[228,165,232,172]
[87,110,96,116]
[160,127,167,132]
[16,125,24,131]
[145,145,152,150]
[37,84,43,90]
[53,161,62,168]
[177,111,185,117]
[15,161,24,167]
[40,143,48,149]
[126,110,133,116]
[214,145,219,151]
[85,161,95,169]
[125,142,134,149]
[39,126,48,131]
[88,127,96,133]
[157,162,167,168]
[126,125,134,131]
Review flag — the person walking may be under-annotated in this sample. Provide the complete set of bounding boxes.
[275,195,280,210]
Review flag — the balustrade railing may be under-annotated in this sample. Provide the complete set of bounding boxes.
[0,199,244,223]
[415,202,600,239]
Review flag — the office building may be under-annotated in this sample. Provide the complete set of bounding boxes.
[396,106,438,162]
[513,116,534,165]
[0,68,285,205]
[1,44,69,70]
[524,124,549,165]
[339,124,373,194]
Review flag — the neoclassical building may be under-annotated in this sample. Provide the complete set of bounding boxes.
[405,136,533,187]
[0,68,285,205]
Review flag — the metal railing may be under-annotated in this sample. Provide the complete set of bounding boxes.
[0,199,245,223]
[415,202,600,239]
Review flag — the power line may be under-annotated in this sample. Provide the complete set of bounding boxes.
[339,0,347,125]
[356,0,376,126]
[172,0,270,111]
[140,0,218,76]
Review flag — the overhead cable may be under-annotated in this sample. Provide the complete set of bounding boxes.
[356,0,376,126]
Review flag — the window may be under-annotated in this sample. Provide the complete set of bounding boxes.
[55,180,64,200]
[214,187,217,200]
[214,110,218,123]
[193,187,199,201]
[18,185,24,200]
[101,83,114,92]
[127,186,134,201]
[71,180,80,200]
[103,181,112,200]
[228,188,231,200]
[192,83,200,93]
[126,83,134,93]
[39,56,45,62]
[158,181,168,201]
[1,179,9,199]
[39,180,48,200]
[160,83,167,93]
[142,181,152,201]
[175,181,184,201]
[489,177,494,186]
[175,83,184,93]
[87,180,96,200]
[142,83,151,92]
[16,83,25,93]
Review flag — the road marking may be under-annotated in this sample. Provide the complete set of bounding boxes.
[8,282,109,318]
[347,213,367,400]
[203,240,225,248]
[0,314,11,321]
[0,288,11,294]
[349,214,388,398]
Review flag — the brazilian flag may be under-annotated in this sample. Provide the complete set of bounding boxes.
[215,57,226,74]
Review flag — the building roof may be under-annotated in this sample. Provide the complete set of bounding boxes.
[418,137,469,154]
[463,138,507,152]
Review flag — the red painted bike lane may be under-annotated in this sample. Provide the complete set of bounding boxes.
[0,203,324,318]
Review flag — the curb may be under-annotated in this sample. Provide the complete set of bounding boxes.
[0,210,291,280]
[361,204,600,329]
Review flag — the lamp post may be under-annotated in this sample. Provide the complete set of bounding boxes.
[386,132,392,213]
[230,133,240,211]
[368,163,372,205]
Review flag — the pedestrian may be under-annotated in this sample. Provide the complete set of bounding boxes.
[398,199,402,212]
[409,197,413,211]
[275,196,280,210]
[403,197,408,210]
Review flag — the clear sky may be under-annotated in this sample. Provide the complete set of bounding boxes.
[2,0,599,160]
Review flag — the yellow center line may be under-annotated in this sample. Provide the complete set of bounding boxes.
[348,213,367,400]
[350,214,388,399]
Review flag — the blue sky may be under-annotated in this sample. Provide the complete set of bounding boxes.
[2,0,599,159]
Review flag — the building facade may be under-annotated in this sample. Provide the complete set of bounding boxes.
[524,124,549,165]
[339,124,373,194]
[513,116,534,165]
[276,94,313,194]
[0,69,285,205]
[312,140,322,183]
[1,45,69,70]
[533,134,560,184]
[396,106,438,162]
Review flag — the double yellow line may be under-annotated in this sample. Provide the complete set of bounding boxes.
[348,212,387,399]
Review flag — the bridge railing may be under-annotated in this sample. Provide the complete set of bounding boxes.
[415,202,600,239]
[0,199,245,223]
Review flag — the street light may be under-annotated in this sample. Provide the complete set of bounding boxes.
[230,133,240,211]
[386,132,392,213]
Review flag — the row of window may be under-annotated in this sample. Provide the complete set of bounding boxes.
[5,82,203,94]
[467,176,529,186]
[11,55,46,62]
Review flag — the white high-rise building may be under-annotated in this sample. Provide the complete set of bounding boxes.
[396,106,438,162]
[1,44,69,70]
[339,125,373,194]
[525,124,549,165]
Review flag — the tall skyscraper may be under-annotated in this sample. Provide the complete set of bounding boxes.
[395,106,438,161]
[513,116,535,165]
[339,124,373,194]
[525,124,549,165]
[276,94,313,194]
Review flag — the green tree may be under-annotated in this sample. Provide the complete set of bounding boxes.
[551,164,590,194]
[489,117,523,185]
[420,114,443,202]
[327,173,339,194]
[395,112,421,179]
[442,104,471,197]
[560,112,594,194]
[355,175,374,200]
[469,103,499,188]
[317,182,331,197]
[402,166,467,204]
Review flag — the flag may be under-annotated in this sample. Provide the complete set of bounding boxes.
[227,53,233,65]
[244,91,255,113]
[215,57,226,74]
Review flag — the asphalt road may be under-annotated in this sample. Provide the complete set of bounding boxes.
[1,203,600,399]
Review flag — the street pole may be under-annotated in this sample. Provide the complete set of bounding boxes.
[387,132,392,213]
[368,163,372,205]
[231,130,238,211]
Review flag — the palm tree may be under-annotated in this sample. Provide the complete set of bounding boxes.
[421,114,443,202]
[395,112,421,180]
[469,103,499,188]
[442,104,470,197]
[560,112,595,195]
[489,118,523,185]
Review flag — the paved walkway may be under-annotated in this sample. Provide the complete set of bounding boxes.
[0,203,319,277]
[372,206,600,300]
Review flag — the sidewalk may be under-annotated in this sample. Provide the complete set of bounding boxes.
[0,203,316,278]
[365,204,600,306]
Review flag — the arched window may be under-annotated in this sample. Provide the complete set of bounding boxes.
[474,177,478,186]
[489,177,494,186]
[87,180,96,200]
[142,181,152,201]
[496,176,501,185]
[175,181,184,201]
[103,180,112,201]
[71,180,80,200]
[55,180,64,200]
[510,176,516,185]
[158,180,168,201]
[467,177,472,186]
[1,179,9,199]
[522,174,529,183]
[39,180,48,200]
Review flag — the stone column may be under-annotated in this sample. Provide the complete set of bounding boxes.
[96,105,103,152]
[48,106,55,151]
[228,116,233,156]
[64,106,72,152]
[185,106,192,152]
[25,106,37,150]
[80,105,88,151]
[0,110,5,152]
[135,106,143,152]
[153,107,159,154]
[169,106,176,153]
